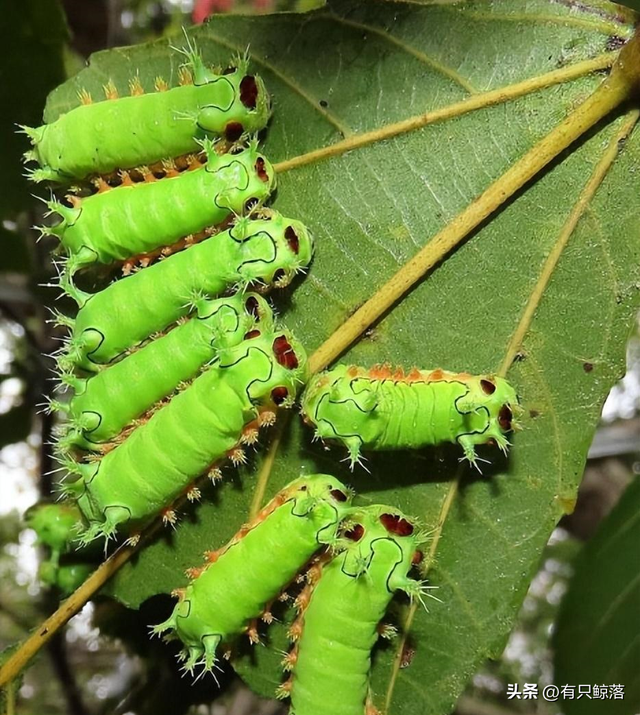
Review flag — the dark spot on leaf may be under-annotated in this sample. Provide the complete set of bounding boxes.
[606,35,626,52]
[319,99,328,108]
[529,409,540,419]
[583,362,594,373]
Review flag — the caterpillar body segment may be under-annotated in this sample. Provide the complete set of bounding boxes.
[152,474,353,674]
[24,502,83,560]
[25,502,98,595]
[22,43,271,184]
[301,364,520,469]
[58,293,274,452]
[59,211,312,373]
[286,505,425,715]
[38,561,95,595]
[69,328,308,544]
[44,143,275,276]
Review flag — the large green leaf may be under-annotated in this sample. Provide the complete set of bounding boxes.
[554,477,640,715]
[44,2,640,713]
[0,0,67,220]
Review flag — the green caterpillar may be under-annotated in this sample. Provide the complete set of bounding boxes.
[25,503,98,595]
[301,364,520,469]
[41,141,275,277]
[22,38,271,184]
[55,292,274,453]
[57,211,312,373]
[282,505,427,715]
[63,328,308,544]
[152,474,353,675]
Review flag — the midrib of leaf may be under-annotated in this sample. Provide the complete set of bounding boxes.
[272,52,616,173]
[383,107,640,712]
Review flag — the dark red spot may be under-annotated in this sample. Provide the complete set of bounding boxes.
[498,405,513,431]
[225,121,244,141]
[344,524,364,542]
[480,379,496,395]
[285,226,300,255]
[240,76,258,109]
[330,489,347,502]
[272,335,298,370]
[271,386,288,405]
[244,329,261,340]
[380,513,414,537]
[245,296,260,318]
[583,362,594,373]
[255,157,269,183]
[411,550,423,566]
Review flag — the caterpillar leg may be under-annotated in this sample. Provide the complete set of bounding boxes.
[76,505,131,548]
[202,634,222,672]
[25,166,63,184]
[457,435,479,468]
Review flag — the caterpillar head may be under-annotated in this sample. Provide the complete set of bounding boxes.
[218,327,308,408]
[286,474,354,542]
[197,71,271,140]
[300,365,379,452]
[467,375,521,442]
[338,505,421,590]
[231,212,314,288]
[208,144,275,215]
[24,502,83,554]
